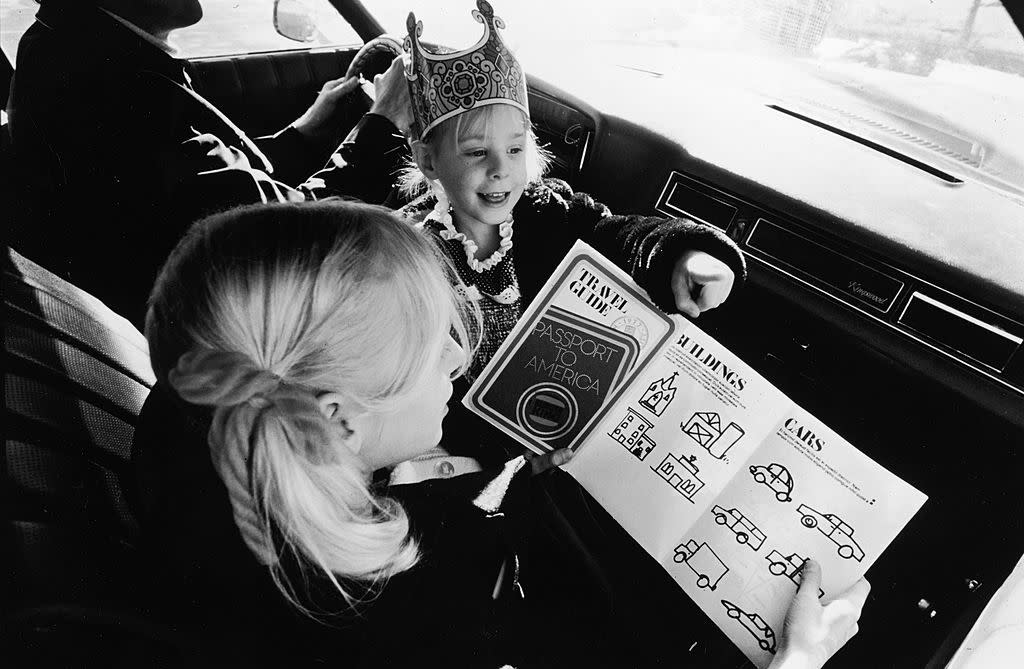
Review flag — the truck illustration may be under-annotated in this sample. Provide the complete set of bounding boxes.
[749,463,793,502]
[765,550,825,598]
[712,505,766,551]
[721,599,777,653]
[673,539,729,591]
[796,504,865,561]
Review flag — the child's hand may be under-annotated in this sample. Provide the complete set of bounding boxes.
[770,560,870,669]
[369,55,414,136]
[525,448,574,476]
[671,250,735,318]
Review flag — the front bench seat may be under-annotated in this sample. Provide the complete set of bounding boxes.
[3,247,186,665]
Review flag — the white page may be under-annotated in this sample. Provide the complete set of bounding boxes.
[464,241,928,667]
[655,408,927,666]
[565,316,786,558]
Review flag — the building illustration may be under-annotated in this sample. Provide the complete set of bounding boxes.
[639,371,678,417]
[652,452,705,501]
[608,408,656,461]
[673,539,729,591]
[683,411,745,459]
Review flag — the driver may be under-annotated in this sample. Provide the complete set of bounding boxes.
[7,0,412,326]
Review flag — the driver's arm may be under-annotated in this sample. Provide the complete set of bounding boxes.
[301,56,413,205]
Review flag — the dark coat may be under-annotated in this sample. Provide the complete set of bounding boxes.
[132,383,732,668]
[6,4,402,325]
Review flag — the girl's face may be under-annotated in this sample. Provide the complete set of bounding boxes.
[431,106,528,228]
[355,333,466,471]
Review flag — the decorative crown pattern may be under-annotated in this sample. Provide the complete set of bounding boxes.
[404,0,528,140]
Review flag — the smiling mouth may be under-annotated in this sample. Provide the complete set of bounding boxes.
[478,192,510,206]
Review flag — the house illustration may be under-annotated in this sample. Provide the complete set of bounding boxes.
[640,371,678,417]
[683,411,745,459]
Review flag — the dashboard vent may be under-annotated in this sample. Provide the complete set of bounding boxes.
[655,172,737,231]
[897,293,1022,372]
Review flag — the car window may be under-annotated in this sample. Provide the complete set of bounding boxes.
[0,0,36,61]
[372,0,1024,198]
[174,0,360,58]
[0,0,361,63]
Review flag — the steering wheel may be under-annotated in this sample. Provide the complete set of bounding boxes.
[344,35,404,84]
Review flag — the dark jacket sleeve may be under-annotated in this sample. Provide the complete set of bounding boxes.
[303,114,410,205]
[253,125,330,188]
[536,179,747,313]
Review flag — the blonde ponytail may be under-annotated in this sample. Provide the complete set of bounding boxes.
[147,200,478,613]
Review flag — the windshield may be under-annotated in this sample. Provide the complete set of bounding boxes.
[374,0,1024,197]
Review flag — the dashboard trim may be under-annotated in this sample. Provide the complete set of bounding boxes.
[897,292,1022,373]
[745,252,1024,398]
[655,171,738,230]
[746,217,905,315]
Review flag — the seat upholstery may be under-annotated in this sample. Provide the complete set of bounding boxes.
[3,247,186,665]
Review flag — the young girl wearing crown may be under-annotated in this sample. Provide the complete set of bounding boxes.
[135,198,868,668]
[399,0,746,385]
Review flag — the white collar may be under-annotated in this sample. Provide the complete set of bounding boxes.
[100,8,179,56]
[424,193,514,273]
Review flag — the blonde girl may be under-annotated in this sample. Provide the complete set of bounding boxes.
[134,198,866,668]
[398,2,745,385]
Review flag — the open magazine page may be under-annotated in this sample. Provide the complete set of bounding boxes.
[464,241,928,667]
[463,246,674,455]
[662,409,927,667]
[564,316,786,558]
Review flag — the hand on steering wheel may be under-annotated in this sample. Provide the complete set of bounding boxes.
[292,36,405,141]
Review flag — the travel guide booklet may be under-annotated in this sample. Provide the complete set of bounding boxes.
[463,241,927,667]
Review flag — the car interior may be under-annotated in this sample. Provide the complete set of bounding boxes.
[4,1,1023,667]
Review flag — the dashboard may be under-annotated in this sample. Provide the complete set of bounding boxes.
[526,62,1024,668]
[528,67,1024,427]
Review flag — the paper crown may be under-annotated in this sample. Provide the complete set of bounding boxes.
[404,0,529,140]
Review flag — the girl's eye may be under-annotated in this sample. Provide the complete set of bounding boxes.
[466,149,487,158]
[509,146,523,155]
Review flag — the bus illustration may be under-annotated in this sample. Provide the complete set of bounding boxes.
[673,539,729,591]
[712,505,767,551]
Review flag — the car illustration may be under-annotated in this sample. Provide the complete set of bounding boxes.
[712,505,767,551]
[749,463,793,502]
[797,504,865,561]
[721,599,777,653]
[673,539,729,591]
[765,550,825,598]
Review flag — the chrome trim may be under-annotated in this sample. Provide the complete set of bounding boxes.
[746,218,905,314]
[744,252,1024,397]
[897,292,1022,372]
[655,171,737,229]
[656,168,1024,396]
[578,130,591,173]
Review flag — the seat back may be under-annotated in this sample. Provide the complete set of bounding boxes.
[3,247,185,665]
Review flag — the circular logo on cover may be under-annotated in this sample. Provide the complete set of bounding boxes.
[515,383,579,441]
[612,316,649,347]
